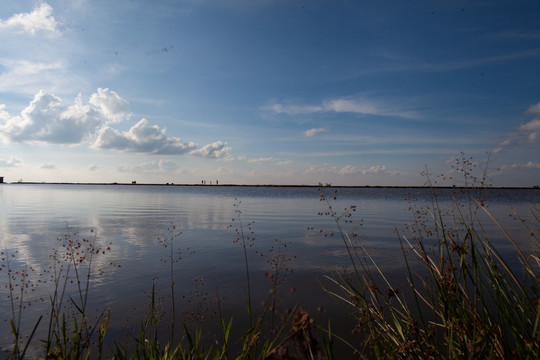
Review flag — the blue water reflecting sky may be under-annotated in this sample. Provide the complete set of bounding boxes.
[0,184,538,351]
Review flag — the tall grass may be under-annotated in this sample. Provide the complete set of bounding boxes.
[319,156,540,359]
[2,231,112,359]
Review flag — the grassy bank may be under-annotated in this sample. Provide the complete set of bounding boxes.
[2,164,539,359]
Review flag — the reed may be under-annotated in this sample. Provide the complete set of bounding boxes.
[319,156,540,359]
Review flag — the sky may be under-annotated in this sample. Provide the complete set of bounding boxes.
[0,0,539,186]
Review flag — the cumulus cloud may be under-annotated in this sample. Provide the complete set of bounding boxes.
[1,89,231,158]
[40,163,56,169]
[89,88,130,123]
[0,91,101,144]
[0,156,22,167]
[0,3,60,37]
[303,128,327,137]
[93,119,197,154]
[0,105,9,121]
[190,141,232,159]
[88,164,98,171]
[268,97,417,119]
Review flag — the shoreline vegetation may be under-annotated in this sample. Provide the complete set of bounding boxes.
[2,157,539,359]
[2,181,539,189]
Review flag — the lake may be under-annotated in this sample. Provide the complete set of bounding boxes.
[0,184,538,356]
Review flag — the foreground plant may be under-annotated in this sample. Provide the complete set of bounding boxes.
[2,231,113,359]
[319,158,540,359]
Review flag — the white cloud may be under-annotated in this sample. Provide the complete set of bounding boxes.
[0,90,101,144]
[526,101,540,114]
[88,164,98,171]
[268,96,418,119]
[338,164,394,175]
[0,3,60,37]
[0,156,22,167]
[0,104,10,121]
[1,89,232,159]
[303,128,327,137]
[519,119,540,132]
[276,160,293,165]
[190,141,232,159]
[89,88,130,123]
[40,163,56,169]
[0,60,67,94]
[337,165,359,175]
[498,100,540,148]
[304,164,338,174]
[0,60,63,77]
[324,99,378,114]
[501,161,540,170]
[93,119,197,154]
[117,160,180,173]
[247,157,273,163]
[134,160,179,173]
[270,103,323,115]
[304,163,397,176]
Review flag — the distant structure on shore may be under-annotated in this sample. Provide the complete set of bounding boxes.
[201,179,219,185]
[0,176,3,183]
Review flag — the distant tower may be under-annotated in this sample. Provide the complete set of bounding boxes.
[0,176,3,183]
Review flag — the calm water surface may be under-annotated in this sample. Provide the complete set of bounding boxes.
[0,184,538,354]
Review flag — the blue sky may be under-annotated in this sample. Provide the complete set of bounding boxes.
[1,0,539,186]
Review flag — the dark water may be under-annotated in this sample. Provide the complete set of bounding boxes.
[0,184,538,355]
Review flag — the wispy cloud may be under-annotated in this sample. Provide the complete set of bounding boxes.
[0,59,67,94]
[303,128,327,137]
[497,100,540,149]
[0,3,61,37]
[526,102,540,115]
[500,161,540,170]
[40,163,56,169]
[304,163,398,176]
[247,157,273,163]
[118,160,180,173]
[268,96,418,119]
[0,156,22,168]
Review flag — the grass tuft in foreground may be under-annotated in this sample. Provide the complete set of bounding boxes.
[319,156,539,359]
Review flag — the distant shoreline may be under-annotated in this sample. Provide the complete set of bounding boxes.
[2,182,538,190]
